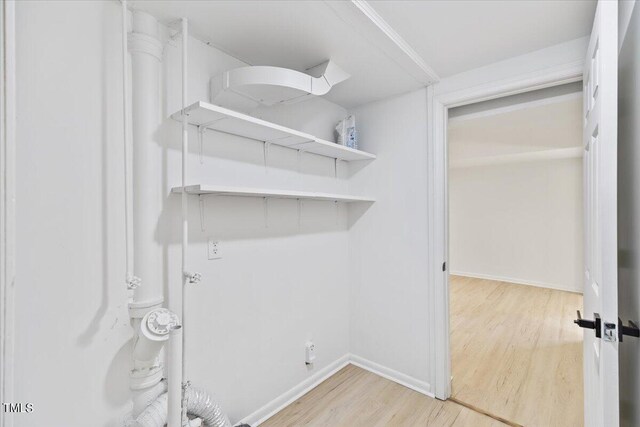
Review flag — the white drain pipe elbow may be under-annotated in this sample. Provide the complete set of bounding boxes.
[132,380,168,420]
[133,309,180,363]
[131,308,181,391]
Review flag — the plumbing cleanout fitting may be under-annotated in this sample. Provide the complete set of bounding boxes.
[130,308,181,392]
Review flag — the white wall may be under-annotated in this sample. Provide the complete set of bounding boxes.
[14,2,131,426]
[447,96,584,293]
[449,158,584,292]
[435,36,588,97]
[348,89,431,389]
[14,1,351,425]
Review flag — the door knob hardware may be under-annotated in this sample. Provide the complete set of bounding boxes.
[603,322,617,342]
[618,318,640,342]
[574,310,602,338]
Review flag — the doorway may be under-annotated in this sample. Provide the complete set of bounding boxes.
[446,84,585,426]
[428,78,588,426]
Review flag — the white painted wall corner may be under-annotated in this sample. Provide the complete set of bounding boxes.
[238,353,433,426]
[348,354,433,397]
[238,354,351,426]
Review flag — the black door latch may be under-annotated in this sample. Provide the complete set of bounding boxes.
[574,310,601,338]
[618,318,640,342]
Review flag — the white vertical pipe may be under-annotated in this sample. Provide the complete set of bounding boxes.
[128,5,174,417]
[168,17,190,427]
[181,16,189,372]
[168,323,183,427]
[129,11,164,308]
[180,16,189,423]
[121,0,134,288]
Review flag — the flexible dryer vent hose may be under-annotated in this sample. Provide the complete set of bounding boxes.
[184,386,231,427]
[130,380,249,427]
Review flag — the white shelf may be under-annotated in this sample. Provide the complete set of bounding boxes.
[172,185,375,203]
[171,101,376,162]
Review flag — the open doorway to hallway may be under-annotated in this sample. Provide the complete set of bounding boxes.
[447,83,585,427]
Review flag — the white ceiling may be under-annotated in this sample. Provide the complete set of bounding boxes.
[132,0,596,108]
[448,96,583,162]
[369,0,596,78]
[131,0,430,108]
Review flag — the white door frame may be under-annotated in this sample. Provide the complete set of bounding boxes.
[1,1,17,426]
[427,60,585,400]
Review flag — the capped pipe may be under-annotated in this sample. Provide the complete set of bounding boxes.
[133,308,181,363]
[130,308,180,391]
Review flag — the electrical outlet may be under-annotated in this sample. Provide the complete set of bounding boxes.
[207,239,222,260]
[305,341,316,365]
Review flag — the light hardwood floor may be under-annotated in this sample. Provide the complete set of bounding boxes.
[261,277,583,427]
[262,364,505,427]
[450,276,583,427]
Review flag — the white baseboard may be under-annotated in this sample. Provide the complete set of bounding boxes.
[240,354,433,426]
[238,354,350,426]
[450,271,582,294]
[349,354,433,398]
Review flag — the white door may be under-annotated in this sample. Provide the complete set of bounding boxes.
[582,1,618,426]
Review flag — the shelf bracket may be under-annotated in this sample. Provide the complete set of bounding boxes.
[197,125,207,164]
[334,158,339,179]
[297,149,308,174]
[199,195,205,232]
[335,200,339,225]
[264,141,272,172]
[297,198,302,229]
[289,140,314,148]
[263,197,269,228]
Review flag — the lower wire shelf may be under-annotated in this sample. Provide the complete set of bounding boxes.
[171,185,375,203]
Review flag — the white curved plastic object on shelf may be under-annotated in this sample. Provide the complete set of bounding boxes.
[211,60,350,111]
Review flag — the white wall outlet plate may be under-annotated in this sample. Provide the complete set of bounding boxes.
[207,239,222,260]
[305,341,316,365]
